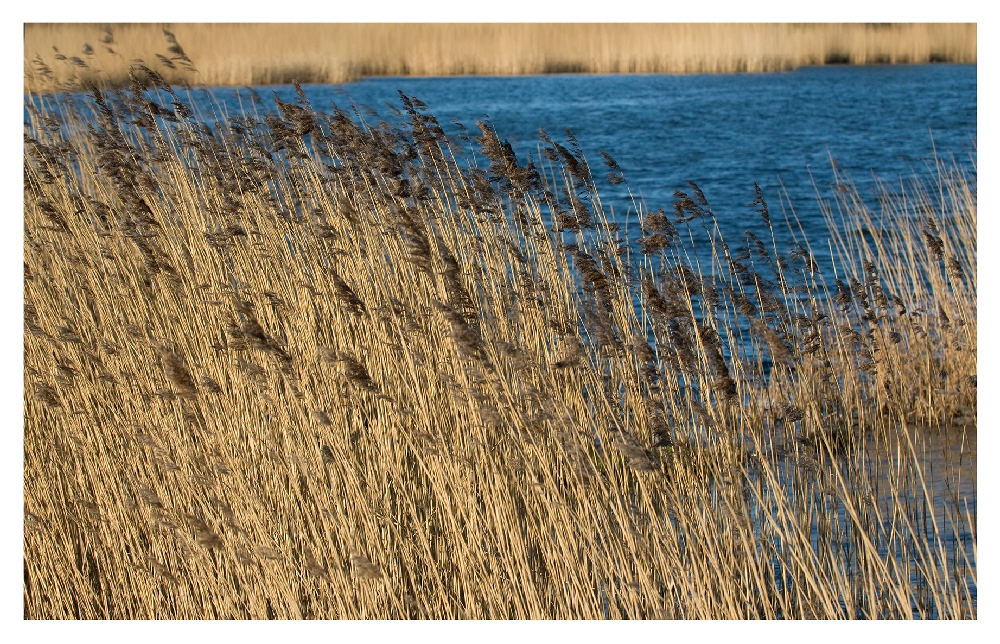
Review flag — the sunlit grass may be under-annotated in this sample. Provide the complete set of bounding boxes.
[23,67,975,619]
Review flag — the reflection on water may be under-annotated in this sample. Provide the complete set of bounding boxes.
[766,419,977,618]
[885,422,977,614]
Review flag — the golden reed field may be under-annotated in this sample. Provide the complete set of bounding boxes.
[24,27,975,619]
[25,23,977,91]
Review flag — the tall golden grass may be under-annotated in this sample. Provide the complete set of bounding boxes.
[23,69,976,618]
[24,23,977,93]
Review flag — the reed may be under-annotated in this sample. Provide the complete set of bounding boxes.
[23,65,975,619]
[24,23,977,93]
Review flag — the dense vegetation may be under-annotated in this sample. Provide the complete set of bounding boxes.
[23,65,976,618]
[24,23,977,92]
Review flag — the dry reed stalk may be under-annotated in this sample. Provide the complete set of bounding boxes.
[22,58,975,619]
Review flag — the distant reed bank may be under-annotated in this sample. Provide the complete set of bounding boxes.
[24,23,977,92]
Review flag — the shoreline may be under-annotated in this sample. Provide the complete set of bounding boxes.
[25,23,977,93]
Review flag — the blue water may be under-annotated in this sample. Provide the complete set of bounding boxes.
[191,64,976,261]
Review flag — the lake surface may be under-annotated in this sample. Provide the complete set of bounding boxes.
[194,64,976,266]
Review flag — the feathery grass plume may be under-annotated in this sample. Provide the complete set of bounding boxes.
[672,189,705,223]
[641,273,672,322]
[748,182,771,228]
[631,333,658,382]
[922,217,945,261]
[751,319,792,367]
[34,200,70,232]
[581,304,621,354]
[697,324,739,402]
[199,376,222,394]
[937,304,951,331]
[600,150,626,185]
[327,267,366,316]
[24,304,45,337]
[436,237,476,317]
[946,256,967,287]
[32,382,61,408]
[611,430,657,472]
[235,300,291,366]
[553,333,586,369]
[780,403,806,424]
[136,487,163,509]
[54,361,77,386]
[161,28,196,72]
[305,548,331,581]
[156,345,197,398]
[640,208,678,248]
[147,557,179,585]
[434,300,486,362]
[833,279,854,311]
[184,514,222,549]
[22,65,976,619]
[350,553,384,580]
[332,351,385,398]
[396,210,432,272]
[256,546,282,562]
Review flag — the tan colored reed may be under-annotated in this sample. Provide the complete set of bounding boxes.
[24,23,977,92]
[23,61,976,618]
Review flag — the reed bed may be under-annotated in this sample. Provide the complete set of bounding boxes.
[24,23,978,93]
[23,66,976,619]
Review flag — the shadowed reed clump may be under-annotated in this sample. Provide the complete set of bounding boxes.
[23,66,975,619]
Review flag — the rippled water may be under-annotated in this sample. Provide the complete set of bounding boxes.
[195,64,976,256]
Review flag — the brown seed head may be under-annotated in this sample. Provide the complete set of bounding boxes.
[350,553,384,580]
